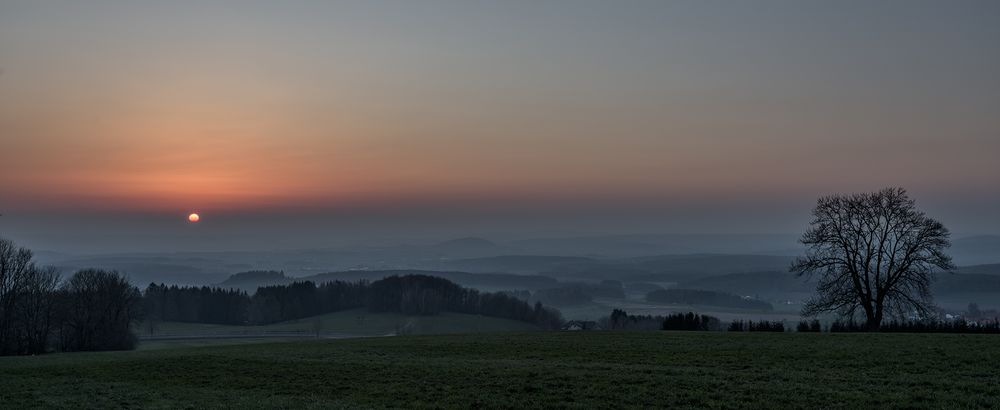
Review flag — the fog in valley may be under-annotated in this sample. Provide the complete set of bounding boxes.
[13,226,1000,323]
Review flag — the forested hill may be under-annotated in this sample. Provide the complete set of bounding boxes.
[217,269,559,292]
[148,274,564,329]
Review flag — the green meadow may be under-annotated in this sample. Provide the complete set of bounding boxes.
[2,331,997,409]
[141,308,539,340]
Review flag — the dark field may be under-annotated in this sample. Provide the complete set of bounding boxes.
[1,332,997,409]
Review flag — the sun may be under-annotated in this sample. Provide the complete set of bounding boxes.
[188,213,200,222]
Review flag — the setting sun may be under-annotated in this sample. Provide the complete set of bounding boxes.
[188,213,200,223]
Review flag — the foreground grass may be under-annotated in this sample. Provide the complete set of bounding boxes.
[135,337,310,351]
[1,332,997,408]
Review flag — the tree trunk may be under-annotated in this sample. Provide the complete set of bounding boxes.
[862,302,879,331]
[868,295,886,331]
[867,307,883,331]
[865,319,880,331]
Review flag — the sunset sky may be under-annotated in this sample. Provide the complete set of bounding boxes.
[1,1,998,252]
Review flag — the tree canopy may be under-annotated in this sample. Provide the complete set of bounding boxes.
[791,187,954,329]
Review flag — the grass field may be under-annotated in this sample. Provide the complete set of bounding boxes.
[141,308,539,340]
[2,331,997,408]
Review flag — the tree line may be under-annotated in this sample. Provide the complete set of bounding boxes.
[828,319,1000,334]
[146,274,564,330]
[144,284,249,325]
[1,239,142,355]
[369,275,563,329]
[602,309,721,331]
[2,237,565,356]
[598,308,1000,334]
[247,280,368,324]
[796,319,823,332]
[728,320,785,332]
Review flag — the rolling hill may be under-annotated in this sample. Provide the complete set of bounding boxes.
[669,268,1000,310]
[677,271,813,298]
[434,255,599,274]
[216,269,560,292]
[950,235,1000,265]
[956,263,1000,275]
[432,237,499,255]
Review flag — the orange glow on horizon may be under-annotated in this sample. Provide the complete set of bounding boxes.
[188,213,200,222]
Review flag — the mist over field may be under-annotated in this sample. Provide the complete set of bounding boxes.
[17,232,1000,318]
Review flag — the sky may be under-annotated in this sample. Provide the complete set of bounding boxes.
[1,1,998,252]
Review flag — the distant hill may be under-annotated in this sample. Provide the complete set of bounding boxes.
[618,254,795,276]
[552,254,797,283]
[956,264,1000,275]
[950,235,1000,265]
[677,271,812,297]
[433,237,497,252]
[933,271,1000,310]
[438,255,598,274]
[933,273,1000,294]
[305,270,559,291]
[214,269,560,293]
[434,253,797,282]
[217,270,290,289]
[646,288,773,311]
[51,258,228,287]
[508,234,800,257]
[667,268,1000,309]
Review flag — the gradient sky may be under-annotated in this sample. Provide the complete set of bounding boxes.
[1,1,998,252]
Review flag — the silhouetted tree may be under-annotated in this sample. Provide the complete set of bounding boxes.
[828,319,999,334]
[0,239,61,355]
[0,238,34,354]
[240,275,563,329]
[796,320,811,332]
[661,312,720,331]
[791,188,954,330]
[728,320,784,332]
[795,319,823,332]
[728,320,746,332]
[57,269,143,352]
[143,284,250,325]
[609,308,628,330]
[13,265,60,353]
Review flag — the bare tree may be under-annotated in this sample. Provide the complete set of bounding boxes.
[0,238,34,354]
[791,187,954,330]
[15,265,60,354]
[58,269,143,351]
[0,239,61,354]
[1,238,146,354]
